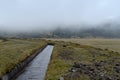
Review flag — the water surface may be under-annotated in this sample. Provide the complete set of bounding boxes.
[15,45,54,80]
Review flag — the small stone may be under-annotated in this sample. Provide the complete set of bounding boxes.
[70,68,77,72]
[73,62,81,68]
[59,77,64,80]
[115,63,120,66]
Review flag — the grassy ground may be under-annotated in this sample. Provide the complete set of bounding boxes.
[47,38,120,52]
[45,41,120,80]
[0,39,47,77]
[0,38,120,79]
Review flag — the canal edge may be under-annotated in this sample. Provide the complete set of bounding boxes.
[0,44,48,80]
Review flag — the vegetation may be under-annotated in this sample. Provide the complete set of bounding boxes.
[50,27,120,38]
[1,25,120,38]
[45,41,120,80]
[0,39,47,77]
[0,38,120,79]
[0,37,8,42]
[48,39,120,52]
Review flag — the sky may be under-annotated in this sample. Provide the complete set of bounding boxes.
[0,0,120,31]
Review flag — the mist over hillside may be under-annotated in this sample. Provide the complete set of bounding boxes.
[0,22,120,38]
[0,0,120,39]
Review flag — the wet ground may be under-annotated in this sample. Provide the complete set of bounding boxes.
[15,45,54,80]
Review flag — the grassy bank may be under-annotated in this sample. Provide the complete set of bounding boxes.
[45,41,120,80]
[0,39,47,77]
[47,38,120,52]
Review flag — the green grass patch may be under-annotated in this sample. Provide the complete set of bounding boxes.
[45,41,120,80]
[0,39,47,77]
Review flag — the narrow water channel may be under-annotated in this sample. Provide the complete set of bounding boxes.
[15,45,54,80]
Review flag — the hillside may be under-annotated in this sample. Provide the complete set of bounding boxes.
[0,23,120,38]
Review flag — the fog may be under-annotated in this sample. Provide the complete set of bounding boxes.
[0,0,120,31]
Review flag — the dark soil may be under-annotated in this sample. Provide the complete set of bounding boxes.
[63,61,120,80]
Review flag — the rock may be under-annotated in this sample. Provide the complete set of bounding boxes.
[64,62,117,80]
[73,62,81,68]
[115,63,120,66]
[114,65,120,73]
[95,60,105,67]
[106,77,113,80]
[70,68,77,72]
[88,66,94,72]
[59,77,64,80]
